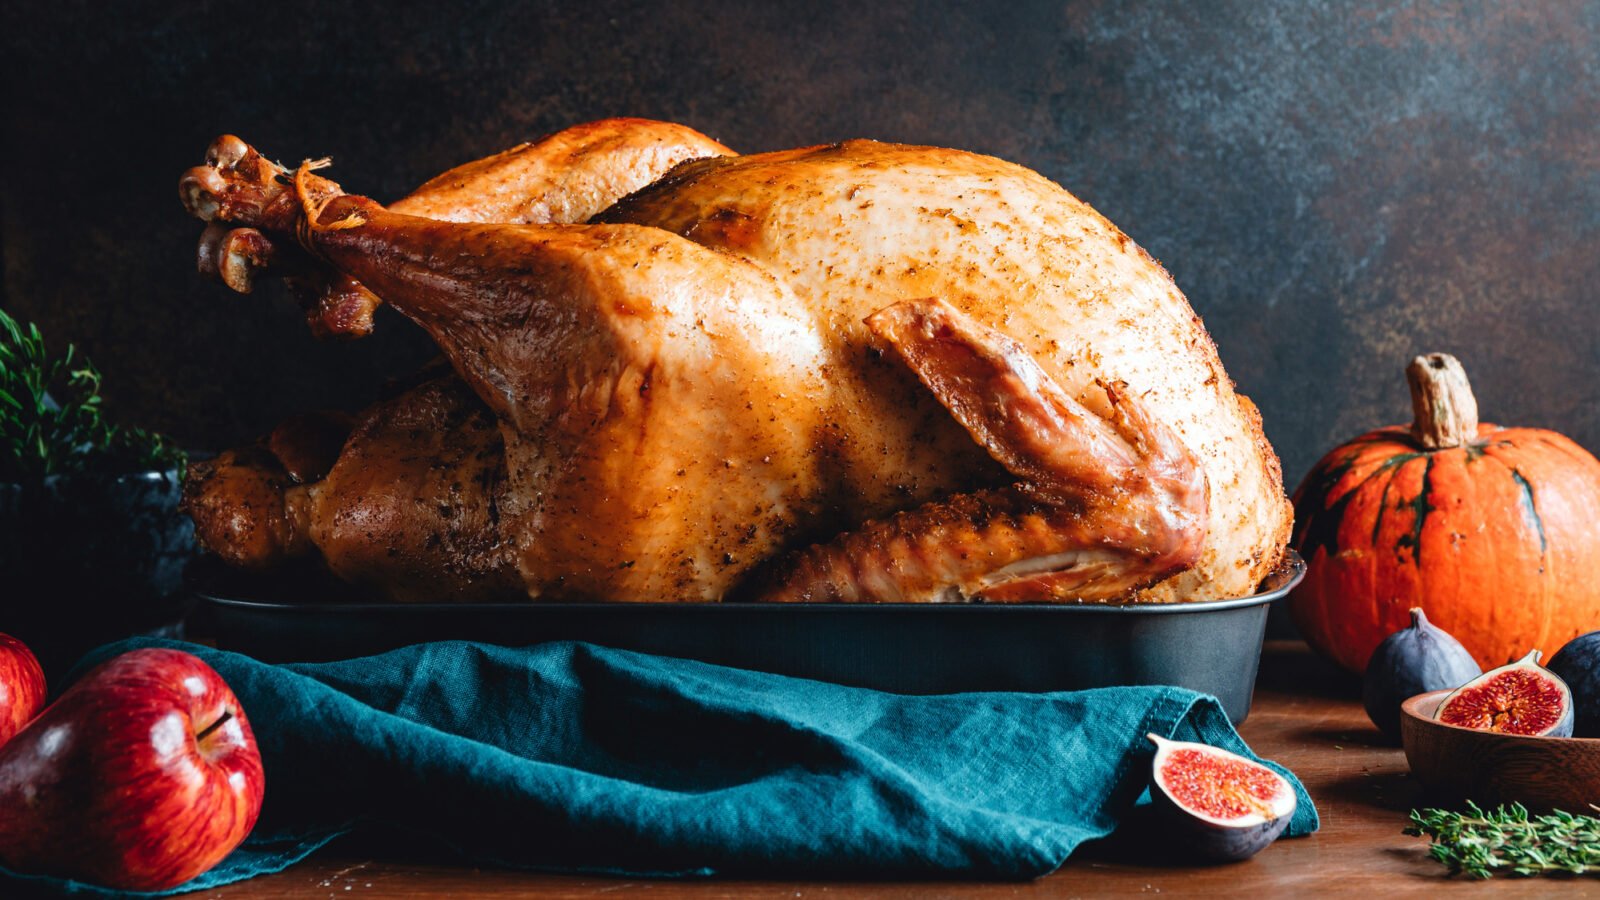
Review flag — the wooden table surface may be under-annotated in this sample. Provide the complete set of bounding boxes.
[178,642,1592,898]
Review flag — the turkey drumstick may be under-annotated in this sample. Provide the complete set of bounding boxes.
[183,141,829,602]
[185,119,733,337]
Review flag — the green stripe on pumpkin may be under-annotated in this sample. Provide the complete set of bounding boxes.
[1368,452,1425,548]
[1392,456,1435,565]
[1510,468,1548,560]
[1295,449,1424,561]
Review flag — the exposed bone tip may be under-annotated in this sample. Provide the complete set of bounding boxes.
[198,223,276,293]
[220,228,274,294]
[179,165,227,220]
[206,134,250,169]
[196,221,229,278]
[220,250,257,294]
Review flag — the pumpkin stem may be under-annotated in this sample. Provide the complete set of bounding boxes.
[1407,353,1479,450]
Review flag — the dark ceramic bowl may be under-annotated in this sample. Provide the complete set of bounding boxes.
[0,468,195,679]
[194,551,1304,723]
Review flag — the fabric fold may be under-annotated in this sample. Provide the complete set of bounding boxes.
[4,638,1317,896]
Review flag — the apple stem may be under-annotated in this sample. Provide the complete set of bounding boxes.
[196,710,233,743]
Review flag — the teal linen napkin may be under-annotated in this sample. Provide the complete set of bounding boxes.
[4,638,1317,896]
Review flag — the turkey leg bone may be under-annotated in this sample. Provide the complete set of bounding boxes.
[188,119,736,336]
[187,119,734,337]
[182,141,828,602]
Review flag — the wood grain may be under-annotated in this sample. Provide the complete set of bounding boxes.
[156,642,1589,897]
[1401,690,1600,812]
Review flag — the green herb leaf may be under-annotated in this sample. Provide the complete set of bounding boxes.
[0,308,187,482]
[1406,802,1600,879]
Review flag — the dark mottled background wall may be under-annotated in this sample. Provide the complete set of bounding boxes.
[3,0,1598,490]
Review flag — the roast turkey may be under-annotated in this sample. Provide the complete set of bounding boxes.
[178,118,1290,604]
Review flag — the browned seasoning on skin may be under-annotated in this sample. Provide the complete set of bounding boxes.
[178,120,1291,605]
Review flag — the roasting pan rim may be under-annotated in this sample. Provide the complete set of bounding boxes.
[192,551,1304,615]
[194,553,1302,722]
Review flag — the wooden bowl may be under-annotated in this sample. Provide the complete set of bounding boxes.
[1400,690,1600,811]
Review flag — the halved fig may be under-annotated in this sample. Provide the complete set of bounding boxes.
[1432,650,1574,737]
[1147,734,1297,861]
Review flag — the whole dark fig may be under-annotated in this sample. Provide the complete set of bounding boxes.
[1146,734,1296,862]
[1363,608,1481,742]
[1434,650,1574,737]
[1547,631,1600,737]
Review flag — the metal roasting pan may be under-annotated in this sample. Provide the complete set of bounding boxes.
[195,550,1304,724]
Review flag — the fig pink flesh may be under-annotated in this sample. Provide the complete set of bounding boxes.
[1158,748,1286,820]
[1437,669,1568,734]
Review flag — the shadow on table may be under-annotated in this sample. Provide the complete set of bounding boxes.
[1075,804,1250,869]
[1318,768,1423,815]
[1292,725,1394,751]
[1379,846,1477,883]
[1256,641,1361,700]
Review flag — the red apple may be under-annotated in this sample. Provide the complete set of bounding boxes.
[0,648,264,891]
[0,634,46,747]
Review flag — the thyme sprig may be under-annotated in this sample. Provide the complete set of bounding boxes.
[1406,802,1600,879]
[0,308,185,482]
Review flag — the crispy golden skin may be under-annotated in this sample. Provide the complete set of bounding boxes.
[180,123,1291,603]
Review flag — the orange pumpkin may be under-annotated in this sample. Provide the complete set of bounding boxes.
[1290,353,1600,673]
